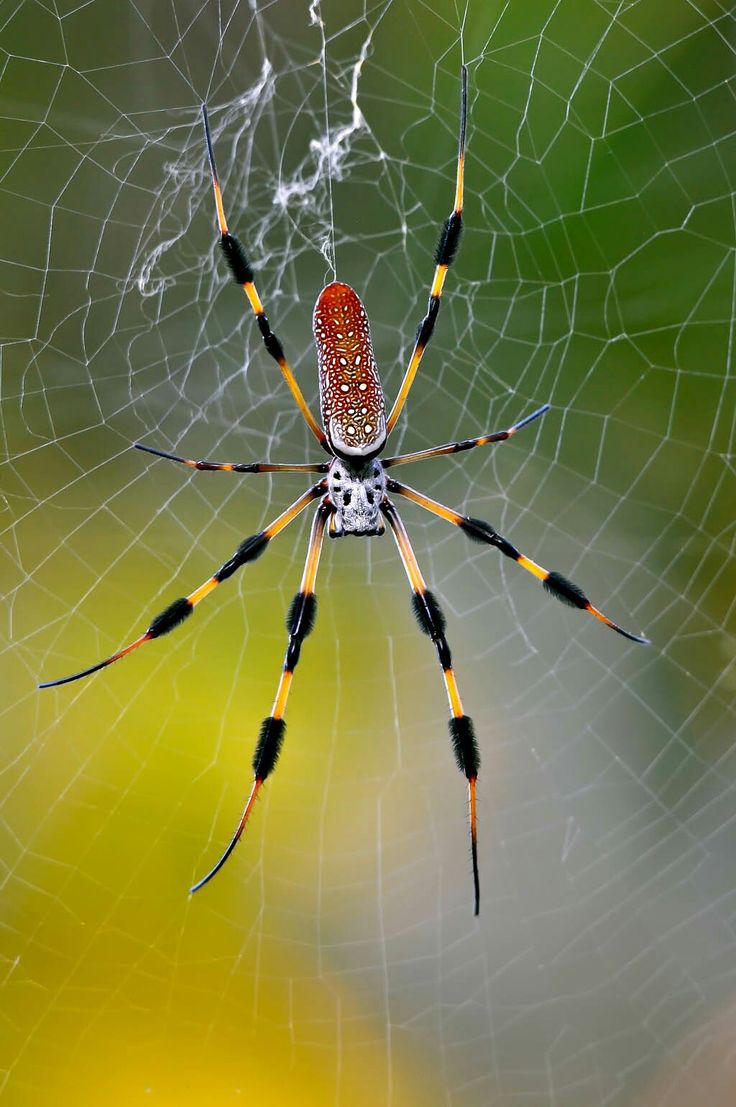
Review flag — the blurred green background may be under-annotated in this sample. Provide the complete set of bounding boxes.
[2,0,735,1103]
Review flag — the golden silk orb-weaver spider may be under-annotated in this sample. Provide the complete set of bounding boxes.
[40,67,649,915]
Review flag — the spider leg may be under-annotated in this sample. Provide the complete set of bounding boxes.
[382,497,480,917]
[388,478,650,645]
[133,441,328,475]
[38,483,326,689]
[383,403,550,468]
[201,105,329,453]
[386,66,467,435]
[190,499,331,894]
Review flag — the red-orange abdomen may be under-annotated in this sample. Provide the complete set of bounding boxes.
[313,282,386,460]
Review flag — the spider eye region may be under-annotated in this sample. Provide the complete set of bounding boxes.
[313,281,387,460]
[327,458,386,537]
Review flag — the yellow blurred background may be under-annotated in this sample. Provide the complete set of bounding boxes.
[2,1,735,1103]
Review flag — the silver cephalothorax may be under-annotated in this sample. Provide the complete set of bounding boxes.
[327,458,386,537]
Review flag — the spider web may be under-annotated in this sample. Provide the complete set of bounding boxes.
[2,0,735,1103]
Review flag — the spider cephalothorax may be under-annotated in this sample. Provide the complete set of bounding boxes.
[40,67,648,916]
[327,458,386,537]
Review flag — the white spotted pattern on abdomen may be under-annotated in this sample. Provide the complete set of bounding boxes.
[313,281,386,459]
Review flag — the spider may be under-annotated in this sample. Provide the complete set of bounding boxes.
[40,67,648,915]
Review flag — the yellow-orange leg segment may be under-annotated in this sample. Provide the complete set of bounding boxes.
[382,498,480,916]
[388,479,650,645]
[133,441,329,474]
[201,105,329,451]
[190,499,331,894]
[38,484,325,689]
[383,403,550,468]
[386,66,467,435]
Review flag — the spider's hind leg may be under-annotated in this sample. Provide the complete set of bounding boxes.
[382,498,480,917]
[190,499,332,894]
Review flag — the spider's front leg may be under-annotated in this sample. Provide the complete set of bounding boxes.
[386,65,467,435]
[190,499,332,893]
[201,105,328,452]
[382,498,481,916]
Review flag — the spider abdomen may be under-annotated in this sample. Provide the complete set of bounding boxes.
[313,281,386,460]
